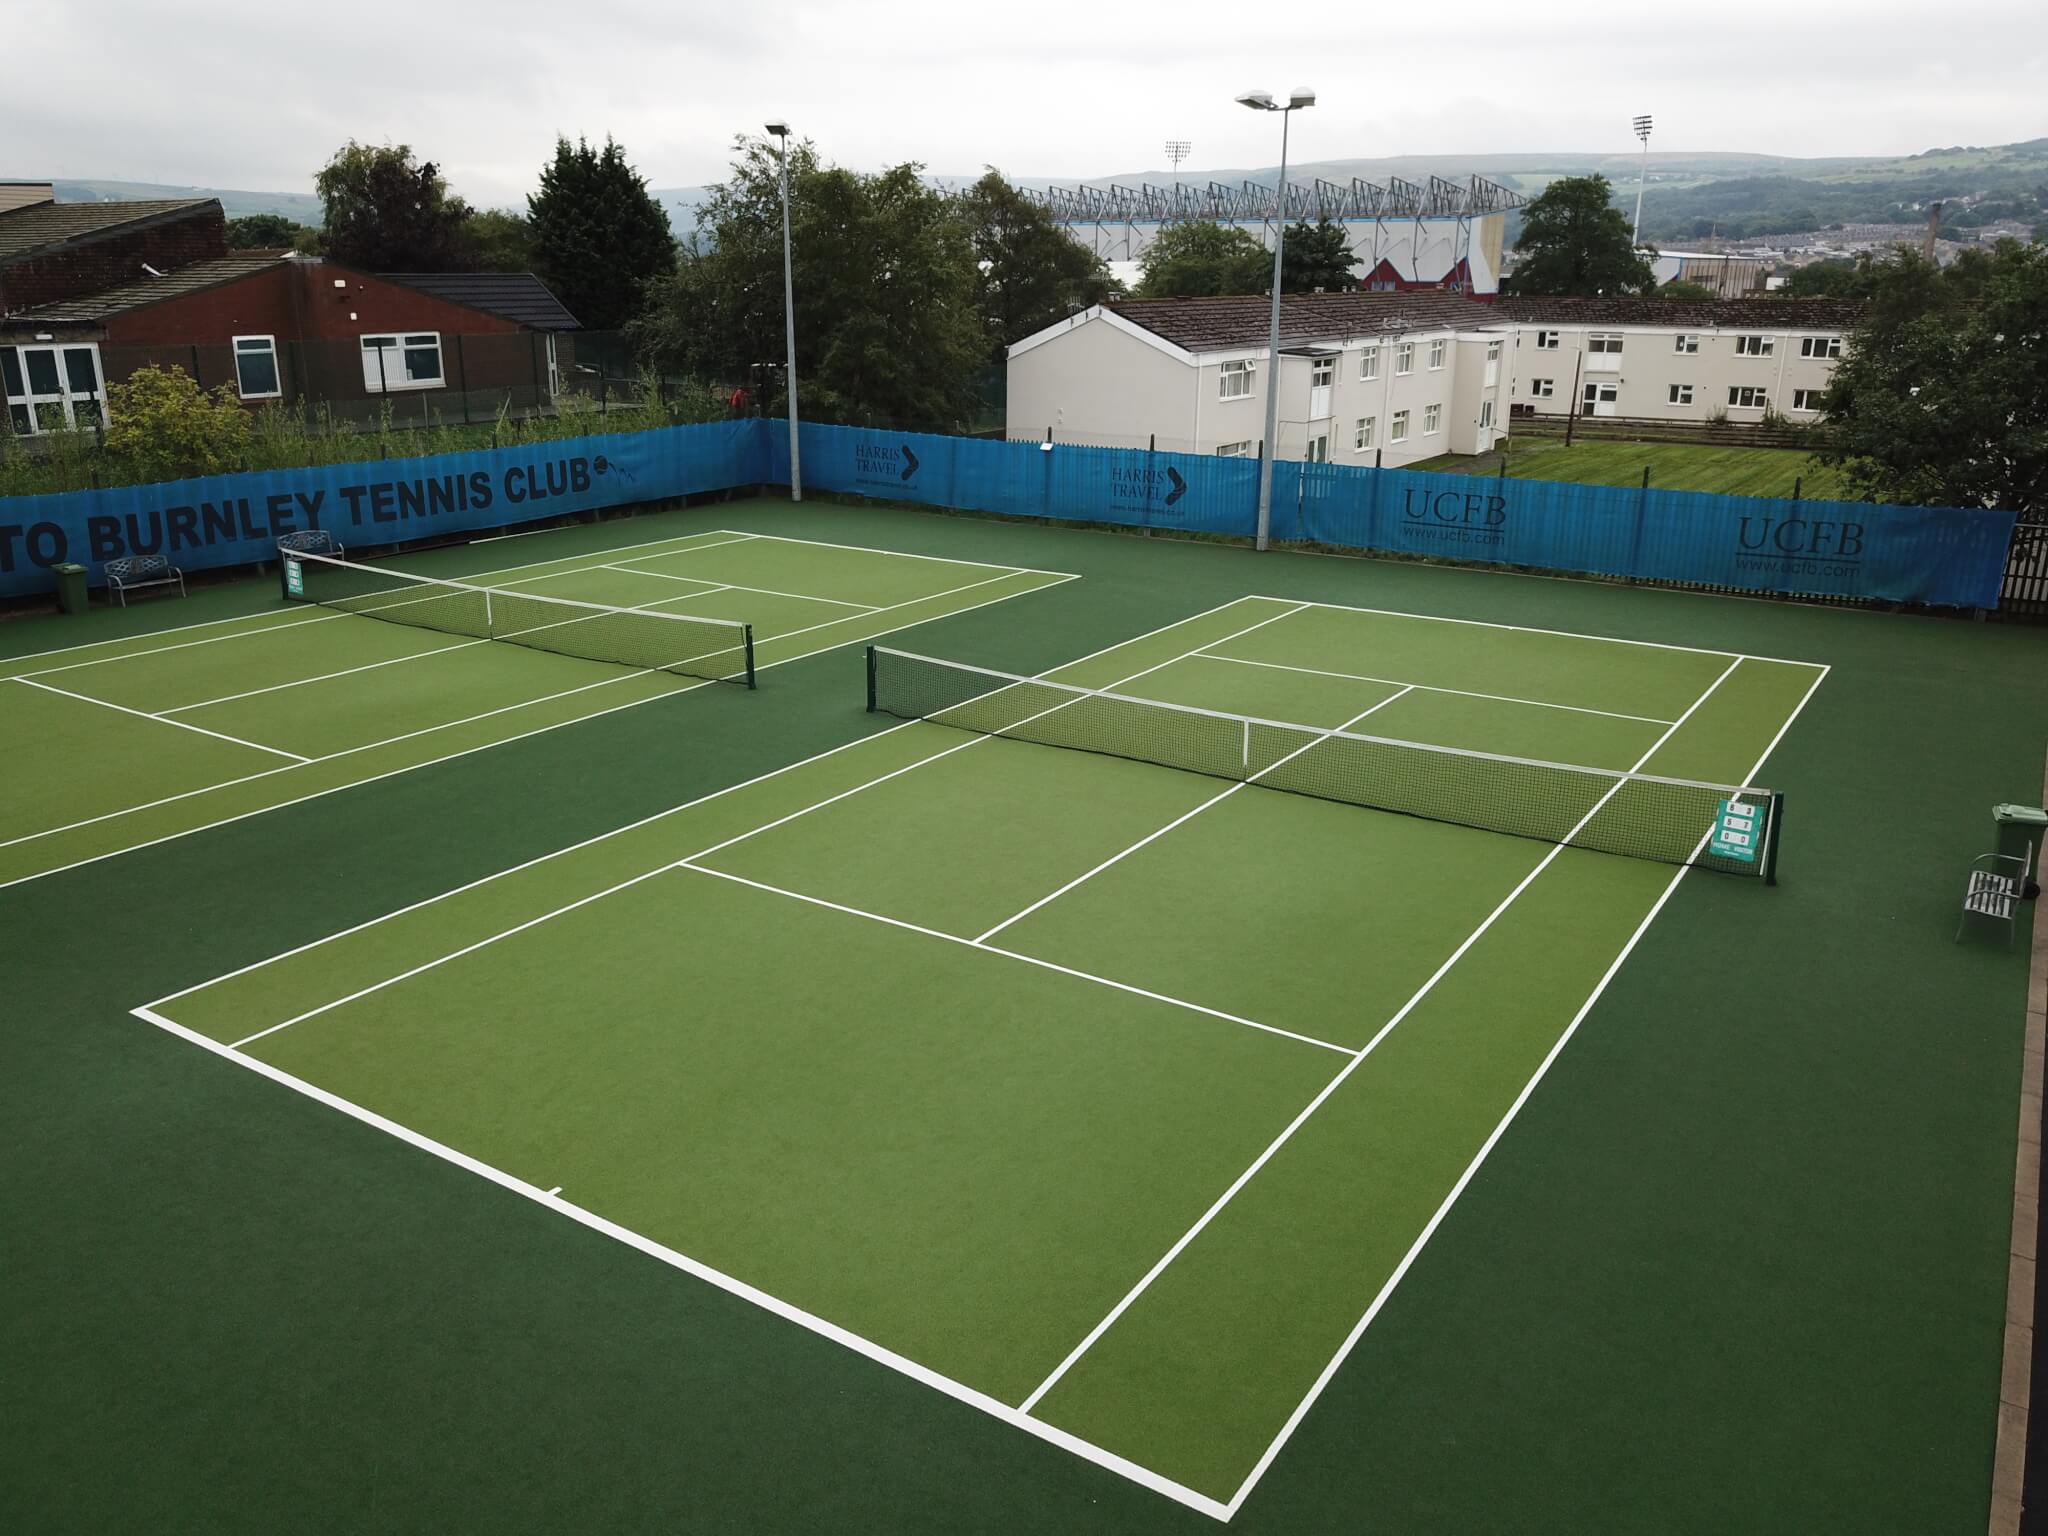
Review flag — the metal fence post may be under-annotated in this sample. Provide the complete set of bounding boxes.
[457,335,471,425]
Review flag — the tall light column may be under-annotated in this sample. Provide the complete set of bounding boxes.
[766,120,801,501]
[1631,114,1654,246]
[1236,87,1316,551]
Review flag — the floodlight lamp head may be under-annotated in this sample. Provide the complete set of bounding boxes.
[1287,87,1317,109]
[1235,90,1275,110]
[1633,114,1653,139]
[764,120,791,139]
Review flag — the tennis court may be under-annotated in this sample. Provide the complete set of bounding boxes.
[0,528,1074,889]
[135,591,1826,1518]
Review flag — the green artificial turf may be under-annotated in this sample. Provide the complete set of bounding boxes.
[1411,438,1851,501]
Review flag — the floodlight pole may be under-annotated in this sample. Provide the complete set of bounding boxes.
[1239,89,1314,551]
[768,122,802,502]
[1631,114,1654,246]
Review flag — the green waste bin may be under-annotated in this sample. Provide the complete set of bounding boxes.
[53,562,88,616]
[1993,804,2045,898]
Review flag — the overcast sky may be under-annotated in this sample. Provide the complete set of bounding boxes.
[13,0,2046,207]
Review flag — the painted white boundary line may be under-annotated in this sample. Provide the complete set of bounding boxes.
[608,567,883,611]
[135,595,1284,1009]
[11,676,311,763]
[1260,593,1832,671]
[163,636,490,713]
[731,527,1074,580]
[127,1005,1232,1524]
[0,556,1088,892]
[1015,655,1745,1416]
[18,613,351,679]
[1218,657,1832,1517]
[1191,651,1677,725]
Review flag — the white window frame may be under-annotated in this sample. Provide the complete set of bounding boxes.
[1426,338,1447,371]
[1800,336,1843,359]
[1479,398,1495,430]
[1354,415,1375,450]
[1533,329,1560,350]
[3,342,105,435]
[1394,341,1415,375]
[1486,340,1501,363]
[1668,383,1694,406]
[1673,333,1700,354]
[1309,356,1335,389]
[1733,334,1774,357]
[1389,409,1411,443]
[1214,439,1252,458]
[1218,359,1255,400]
[1423,402,1442,435]
[1529,377,1555,399]
[1358,345,1380,381]
[1728,386,1770,409]
[361,332,445,393]
[1587,333,1624,355]
[232,334,282,401]
[1791,388,1823,411]
[1305,432,1331,463]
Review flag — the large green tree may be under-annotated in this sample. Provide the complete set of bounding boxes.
[314,142,475,271]
[1504,175,1656,297]
[1135,221,1271,297]
[528,137,675,331]
[632,138,984,433]
[225,213,320,251]
[467,209,538,273]
[1280,217,1355,293]
[1816,240,2048,514]
[955,171,1115,359]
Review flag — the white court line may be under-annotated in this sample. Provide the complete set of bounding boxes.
[607,566,883,612]
[1191,652,1677,725]
[18,612,352,679]
[730,527,1072,579]
[677,863,1351,1057]
[469,526,566,544]
[1259,593,1832,671]
[135,594,1286,1010]
[11,677,310,764]
[128,1005,1232,1525]
[1015,654,1746,1418]
[457,528,760,583]
[161,636,490,713]
[1,552,1090,890]
[973,687,1416,946]
[1219,658,1831,1518]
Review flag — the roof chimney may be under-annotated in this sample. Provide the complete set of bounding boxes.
[1924,201,1943,263]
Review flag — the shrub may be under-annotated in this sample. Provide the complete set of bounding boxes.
[102,365,251,480]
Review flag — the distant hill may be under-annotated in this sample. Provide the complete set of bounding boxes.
[47,178,324,221]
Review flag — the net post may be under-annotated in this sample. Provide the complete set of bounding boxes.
[484,587,493,634]
[1762,792,1784,886]
[865,646,877,712]
[743,625,757,689]
[279,557,293,603]
[1241,716,1250,778]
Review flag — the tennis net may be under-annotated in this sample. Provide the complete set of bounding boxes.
[282,550,755,687]
[866,645,1780,879]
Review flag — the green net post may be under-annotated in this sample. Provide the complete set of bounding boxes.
[865,646,878,712]
[279,555,299,604]
[1762,792,1784,886]
[743,625,757,689]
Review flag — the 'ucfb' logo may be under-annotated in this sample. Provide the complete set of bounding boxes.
[1735,515,1864,560]
[1399,487,1510,546]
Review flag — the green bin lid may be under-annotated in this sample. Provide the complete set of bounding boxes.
[52,562,86,574]
[1993,803,2048,825]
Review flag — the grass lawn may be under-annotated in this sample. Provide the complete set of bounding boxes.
[1411,438,1851,501]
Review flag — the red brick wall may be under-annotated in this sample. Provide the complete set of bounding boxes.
[0,209,227,313]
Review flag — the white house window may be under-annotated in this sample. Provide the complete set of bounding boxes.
[1533,329,1560,350]
[1395,342,1415,375]
[1390,409,1411,443]
[1359,346,1380,381]
[1423,403,1442,434]
[1673,333,1700,354]
[1529,378,1555,398]
[1215,439,1253,457]
[3,343,104,434]
[1427,339,1447,370]
[1728,386,1771,409]
[361,333,444,392]
[1792,388,1824,411]
[1733,334,1774,357]
[1486,340,1501,363]
[1305,432,1331,463]
[1587,333,1624,355]
[1668,384,1694,406]
[1801,336,1843,359]
[1310,357,1335,388]
[1479,399,1495,430]
[1354,415,1375,450]
[233,335,281,400]
[1219,360,1255,400]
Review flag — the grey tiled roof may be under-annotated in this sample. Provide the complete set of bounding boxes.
[0,199,218,263]
[1107,291,1509,352]
[1496,296,1866,329]
[6,254,290,321]
[382,272,581,331]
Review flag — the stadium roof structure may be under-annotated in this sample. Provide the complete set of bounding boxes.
[1027,173,1524,227]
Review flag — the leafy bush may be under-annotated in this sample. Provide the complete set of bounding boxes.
[102,366,251,480]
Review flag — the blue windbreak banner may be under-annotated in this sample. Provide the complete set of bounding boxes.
[0,419,761,598]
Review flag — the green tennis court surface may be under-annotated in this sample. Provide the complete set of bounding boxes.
[136,592,1825,1516]
[0,529,1073,888]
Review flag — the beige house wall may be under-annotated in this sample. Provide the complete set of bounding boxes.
[1511,321,1849,423]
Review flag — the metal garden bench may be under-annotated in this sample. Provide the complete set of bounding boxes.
[104,554,186,607]
[1956,846,2034,948]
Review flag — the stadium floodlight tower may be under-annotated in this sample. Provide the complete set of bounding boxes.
[766,119,802,501]
[1631,114,1654,246]
[1235,86,1315,551]
[1165,139,1191,176]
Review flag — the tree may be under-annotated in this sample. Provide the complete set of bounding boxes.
[225,213,319,251]
[103,366,249,480]
[956,171,1115,359]
[1816,240,2048,514]
[467,209,537,272]
[1503,175,1656,297]
[1780,259,1864,298]
[528,137,675,331]
[1280,218,1355,293]
[1136,222,1271,297]
[632,137,985,433]
[314,142,475,271]
[1656,280,1719,302]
